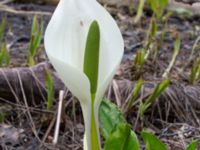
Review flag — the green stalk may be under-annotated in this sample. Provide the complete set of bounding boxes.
[91,94,100,150]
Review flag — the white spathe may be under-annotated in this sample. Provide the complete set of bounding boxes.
[44,0,124,149]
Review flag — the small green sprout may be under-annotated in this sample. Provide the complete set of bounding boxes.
[150,19,158,39]
[0,113,4,123]
[28,16,43,66]
[144,18,160,62]
[133,49,146,79]
[163,32,180,78]
[0,18,9,67]
[126,79,143,112]
[139,80,170,118]
[134,0,146,23]
[189,58,200,85]
[189,36,200,62]
[0,17,7,44]
[149,19,159,61]
[45,69,54,110]
[135,49,145,67]
[0,43,10,67]
[148,0,168,19]
[145,19,158,49]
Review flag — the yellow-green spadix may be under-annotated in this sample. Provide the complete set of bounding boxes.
[44,0,124,149]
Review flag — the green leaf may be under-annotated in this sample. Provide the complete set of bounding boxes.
[141,130,167,150]
[84,20,100,95]
[128,131,140,150]
[100,99,140,150]
[104,123,140,150]
[99,99,126,139]
[185,140,198,150]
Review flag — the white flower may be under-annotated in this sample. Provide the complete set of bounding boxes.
[44,0,124,149]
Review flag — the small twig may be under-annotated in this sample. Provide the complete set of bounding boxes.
[17,70,41,142]
[0,4,52,16]
[42,115,56,143]
[0,96,54,114]
[0,0,13,5]
[53,90,64,145]
[113,80,122,107]
[29,68,47,102]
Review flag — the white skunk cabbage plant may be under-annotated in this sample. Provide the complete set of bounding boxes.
[44,0,124,149]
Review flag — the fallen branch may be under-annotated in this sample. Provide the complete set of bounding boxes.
[0,62,65,105]
[0,61,200,127]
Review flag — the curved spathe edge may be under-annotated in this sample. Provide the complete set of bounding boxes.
[47,54,91,104]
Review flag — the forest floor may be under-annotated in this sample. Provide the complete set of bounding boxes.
[0,1,200,150]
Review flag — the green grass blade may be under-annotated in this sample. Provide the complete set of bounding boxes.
[0,113,4,123]
[32,16,39,34]
[140,80,170,118]
[189,36,200,61]
[150,19,157,38]
[134,0,146,23]
[0,17,7,43]
[189,58,200,85]
[147,80,170,104]
[0,43,10,67]
[163,33,180,78]
[45,69,54,110]
[127,79,143,110]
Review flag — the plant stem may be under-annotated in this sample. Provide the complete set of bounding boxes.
[91,94,101,150]
[28,55,35,66]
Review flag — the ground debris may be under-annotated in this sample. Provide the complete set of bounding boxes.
[0,124,26,147]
